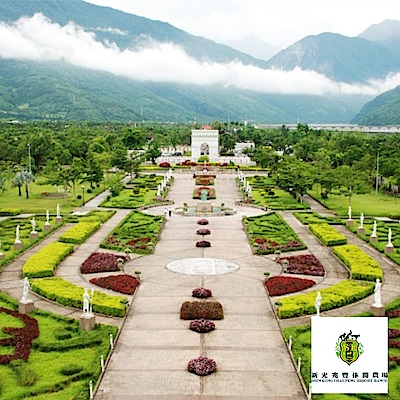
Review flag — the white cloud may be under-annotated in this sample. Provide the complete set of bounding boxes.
[94,26,128,35]
[0,13,398,97]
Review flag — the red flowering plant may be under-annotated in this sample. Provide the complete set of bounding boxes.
[196,241,211,248]
[0,307,39,364]
[254,238,304,254]
[188,356,217,376]
[180,301,224,320]
[196,229,210,235]
[80,252,127,274]
[195,176,214,186]
[158,162,170,168]
[265,275,316,296]
[193,186,216,199]
[197,219,209,225]
[90,274,140,295]
[277,254,325,276]
[189,319,215,333]
[192,287,212,298]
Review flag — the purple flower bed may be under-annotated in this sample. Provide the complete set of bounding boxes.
[80,252,126,274]
[197,229,211,235]
[192,287,212,299]
[389,329,400,339]
[278,254,325,276]
[188,356,217,376]
[197,219,209,225]
[189,319,216,333]
[254,238,304,254]
[196,241,211,248]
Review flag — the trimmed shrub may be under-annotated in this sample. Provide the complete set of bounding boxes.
[188,356,217,376]
[0,208,20,216]
[277,280,374,319]
[333,244,383,281]
[30,277,128,317]
[266,276,316,296]
[192,287,212,299]
[59,221,101,245]
[23,242,74,278]
[90,274,140,295]
[80,252,126,274]
[180,301,224,320]
[309,223,347,246]
[189,319,215,333]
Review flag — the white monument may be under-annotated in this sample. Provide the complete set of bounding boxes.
[80,288,95,331]
[191,129,219,162]
[19,277,34,314]
[370,220,378,243]
[371,278,385,316]
[385,228,394,254]
[315,291,322,317]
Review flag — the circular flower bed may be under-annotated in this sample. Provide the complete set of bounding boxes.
[196,241,211,248]
[197,219,209,225]
[196,229,211,235]
[187,356,217,376]
[192,287,212,298]
[265,275,316,296]
[189,319,215,333]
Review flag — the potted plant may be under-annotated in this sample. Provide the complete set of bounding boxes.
[263,271,270,280]
[134,270,141,279]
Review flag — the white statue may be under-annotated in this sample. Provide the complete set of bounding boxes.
[372,220,377,237]
[15,225,21,243]
[30,216,37,233]
[22,277,30,303]
[348,206,352,220]
[388,228,393,246]
[373,278,382,307]
[56,203,61,218]
[315,291,322,317]
[45,210,50,224]
[359,212,364,228]
[83,288,92,316]
[157,184,161,197]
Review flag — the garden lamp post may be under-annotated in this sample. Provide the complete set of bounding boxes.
[81,185,85,206]
[27,143,32,194]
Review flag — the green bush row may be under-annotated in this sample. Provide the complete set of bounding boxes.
[59,221,101,244]
[277,280,374,319]
[333,244,383,281]
[293,211,343,225]
[0,208,21,216]
[309,223,347,246]
[23,242,75,278]
[30,277,128,317]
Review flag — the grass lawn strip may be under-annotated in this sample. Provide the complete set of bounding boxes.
[30,277,128,317]
[277,280,374,319]
[333,244,383,281]
[0,291,117,399]
[23,242,75,278]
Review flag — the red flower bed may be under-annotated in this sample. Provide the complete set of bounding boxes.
[189,319,215,333]
[265,275,316,296]
[90,274,140,295]
[193,186,216,199]
[188,356,217,376]
[196,241,211,248]
[181,160,197,166]
[158,162,170,168]
[0,307,39,364]
[389,339,400,349]
[387,310,400,318]
[80,252,127,274]
[197,219,209,225]
[195,176,214,186]
[192,287,212,298]
[196,229,210,235]
[255,238,304,253]
[278,254,325,276]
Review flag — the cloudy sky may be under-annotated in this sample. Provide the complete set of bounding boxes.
[0,1,399,97]
[85,0,400,48]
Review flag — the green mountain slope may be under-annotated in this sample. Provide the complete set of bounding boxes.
[266,32,400,83]
[351,86,400,125]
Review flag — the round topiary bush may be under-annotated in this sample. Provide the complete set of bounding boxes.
[196,229,210,235]
[197,219,209,225]
[196,241,211,248]
[189,319,215,333]
[187,356,217,376]
[192,287,212,298]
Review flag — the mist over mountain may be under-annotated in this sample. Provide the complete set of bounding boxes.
[0,0,399,123]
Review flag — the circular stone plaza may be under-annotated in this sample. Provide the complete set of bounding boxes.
[0,168,398,400]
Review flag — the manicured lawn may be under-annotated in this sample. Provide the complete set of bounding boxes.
[309,188,400,218]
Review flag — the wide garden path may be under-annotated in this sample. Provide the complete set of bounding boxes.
[96,173,307,399]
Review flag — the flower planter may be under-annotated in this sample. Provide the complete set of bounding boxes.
[187,356,217,376]
[189,319,215,333]
[196,229,210,235]
[197,219,209,225]
[196,241,211,248]
[192,287,212,298]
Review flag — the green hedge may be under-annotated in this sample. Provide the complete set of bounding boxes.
[59,221,101,244]
[0,208,20,216]
[309,223,347,246]
[333,244,383,281]
[293,211,343,225]
[277,280,374,319]
[23,242,75,278]
[30,277,128,317]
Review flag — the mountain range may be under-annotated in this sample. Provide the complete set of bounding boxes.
[0,0,399,124]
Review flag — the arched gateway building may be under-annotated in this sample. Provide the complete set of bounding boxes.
[191,129,219,161]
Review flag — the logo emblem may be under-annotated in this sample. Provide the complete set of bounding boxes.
[336,330,363,365]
